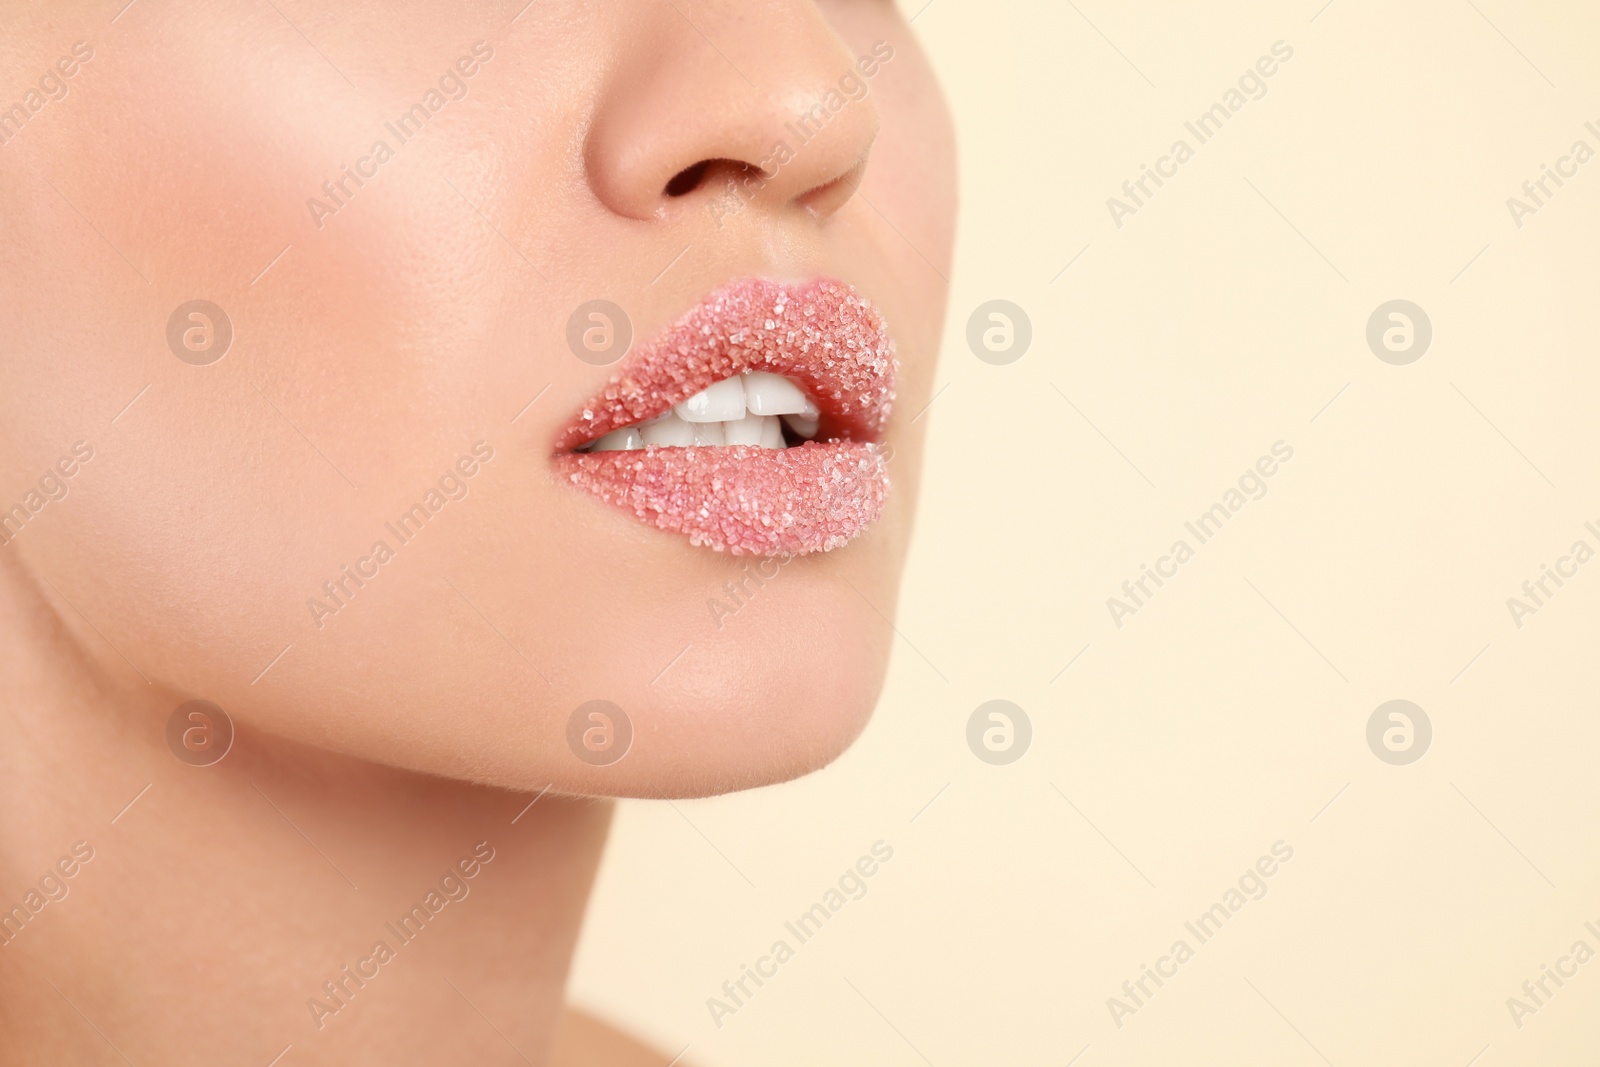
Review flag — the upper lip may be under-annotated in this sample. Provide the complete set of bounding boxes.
[554,277,896,452]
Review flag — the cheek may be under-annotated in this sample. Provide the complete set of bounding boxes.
[864,46,958,282]
[1,15,537,736]
[816,4,959,275]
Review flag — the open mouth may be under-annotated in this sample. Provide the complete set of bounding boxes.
[574,370,824,453]
[554,277,896,556]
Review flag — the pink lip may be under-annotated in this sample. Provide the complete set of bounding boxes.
[553,278,897,556]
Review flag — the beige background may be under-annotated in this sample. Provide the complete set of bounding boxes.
[571,1,1600,1063]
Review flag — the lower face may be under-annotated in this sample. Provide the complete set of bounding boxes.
[0,0,956,797]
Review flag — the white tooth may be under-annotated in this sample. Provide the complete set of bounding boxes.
[588,426,644,452]
[741,371,811,416]
[781,412,819,439]
[640,412,696,446]
[758,415,785,449]
[722,413,766,446]
[692,421,725,446]
[674,376,746,423]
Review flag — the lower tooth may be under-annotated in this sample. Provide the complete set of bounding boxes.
[723,413,766,446]
[589,426,644,451]
[781,412,819,440]
[640,412,696,446]
[589,411,797,452]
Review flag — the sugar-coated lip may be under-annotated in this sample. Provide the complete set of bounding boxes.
[557,441,888,556]
[553,277,897,556]
[554,277,895,452]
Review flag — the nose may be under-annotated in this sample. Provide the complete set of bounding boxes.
[585,3,881,224]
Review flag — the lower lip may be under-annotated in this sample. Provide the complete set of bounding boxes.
[554,440,888,556]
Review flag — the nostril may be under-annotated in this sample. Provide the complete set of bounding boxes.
[663,158,766,199]
[664,160,713,197]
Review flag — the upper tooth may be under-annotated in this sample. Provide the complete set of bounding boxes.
[742,371,810,416]
[674,376,746,423]
[585,374,818,451]
[588,426,644,451]
[640,412,696,446]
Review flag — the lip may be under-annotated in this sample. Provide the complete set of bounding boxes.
[553,277,896,556]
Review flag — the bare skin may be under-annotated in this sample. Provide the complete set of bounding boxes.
[0,1,955,1062]
[0,557,610,1063]
[552,1008,681,1066]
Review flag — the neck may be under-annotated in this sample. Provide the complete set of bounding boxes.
[0,551,607,1066]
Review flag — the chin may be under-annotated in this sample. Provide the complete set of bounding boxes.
[553,576,895,799]
[439,538,902,800]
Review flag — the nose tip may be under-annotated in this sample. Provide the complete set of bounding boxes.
[584,7,883,224]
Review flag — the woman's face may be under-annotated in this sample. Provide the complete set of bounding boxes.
[0,0,955,796]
